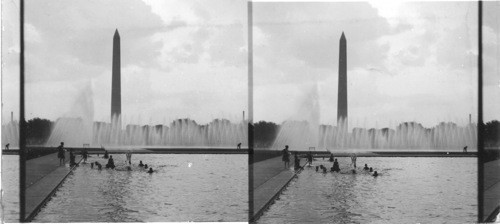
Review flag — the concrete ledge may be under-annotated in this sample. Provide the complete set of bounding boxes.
[252,170,298,222]
[24,156,82,222]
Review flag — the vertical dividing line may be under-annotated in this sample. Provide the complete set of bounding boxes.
[247,1,254,223]
[477,0,484,222]
[19,0,26,222]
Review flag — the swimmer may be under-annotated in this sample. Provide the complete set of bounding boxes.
[351,169,356,174]
[145,164,148,169]
[91,162,94,169]
[329,154,334,162]
[332,159,340,172]
[127,166,132,171]
[363,164,369,170]
[373,171,378,177]
[369,167,373,172]
[139,161,144,167]
[147,168,154,174]
[316,166,319,172]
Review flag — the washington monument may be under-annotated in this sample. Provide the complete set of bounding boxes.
[337,32,347,127]
[111,29,121,122]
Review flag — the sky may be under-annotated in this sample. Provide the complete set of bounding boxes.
[1,1,499,128]
[252,1,493,129]
[2,0,248,125]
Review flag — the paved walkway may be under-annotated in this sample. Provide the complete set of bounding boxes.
[484,159,500,221]
[25,152,82,221]
[252,156,301,221]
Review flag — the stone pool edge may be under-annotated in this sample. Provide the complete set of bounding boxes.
[24,157,83,222]
[252,167,303,223]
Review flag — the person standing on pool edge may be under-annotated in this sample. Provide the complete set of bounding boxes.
[282,145,290,169]
[57,142,65,166]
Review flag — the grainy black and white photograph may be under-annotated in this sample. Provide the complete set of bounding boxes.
[251,1,486,223]
[1,0,500,223]
[2,0,249,222]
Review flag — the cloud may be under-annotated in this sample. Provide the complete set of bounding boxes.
[23,0,248,123]
[254,2,478,128]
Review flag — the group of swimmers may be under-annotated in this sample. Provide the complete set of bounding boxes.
[315,155,379,177]
[86,152,154,174]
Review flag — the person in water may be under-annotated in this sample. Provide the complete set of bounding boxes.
[57,142,65,166]
[126,150,132,165]
[104,150,109,159]
[315,166,319,172]
[282,145,290,169]
[294,152,301,171]
[147,168,154,173]
[332,159,340,172]
[69,150,76,167]
[329,154,334,162]
[369,167,373,172]
[307,152,313,166]
[139,161,144,167]
[373,171,378,177]
[350,153,357,168]
[106,155,115,169]
[363,164,369,170]
[82,149,88,163]
[145,164,148,169]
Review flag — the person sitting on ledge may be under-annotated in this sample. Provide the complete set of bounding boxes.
[147,167,154,174]
[145,164,148,169]
[369,167,373,172]
[106,155,115,169]
[373,171,378,177]
[363,164,369,170]
[5,143,9,150]
[237,143,241,149]
[331,159,340,172]
[139,161,144,167]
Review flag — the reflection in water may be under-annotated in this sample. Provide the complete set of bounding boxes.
[33,154,247,222]
[258,157,476,223]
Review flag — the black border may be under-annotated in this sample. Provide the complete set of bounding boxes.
[478,0,484,222]
[19,0,26,222]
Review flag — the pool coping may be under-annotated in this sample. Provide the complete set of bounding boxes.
[252,165,304,223]
[24,157,83,222]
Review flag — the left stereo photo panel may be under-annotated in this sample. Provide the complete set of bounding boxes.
[9,0,250,222]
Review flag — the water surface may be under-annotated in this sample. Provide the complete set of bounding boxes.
[258,157,476,223]
[1,155,19,223]
[33,154,247,222]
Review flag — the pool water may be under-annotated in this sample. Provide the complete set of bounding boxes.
[1,155,19,223]
[33,154,248,222]
[258,157,476,223]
